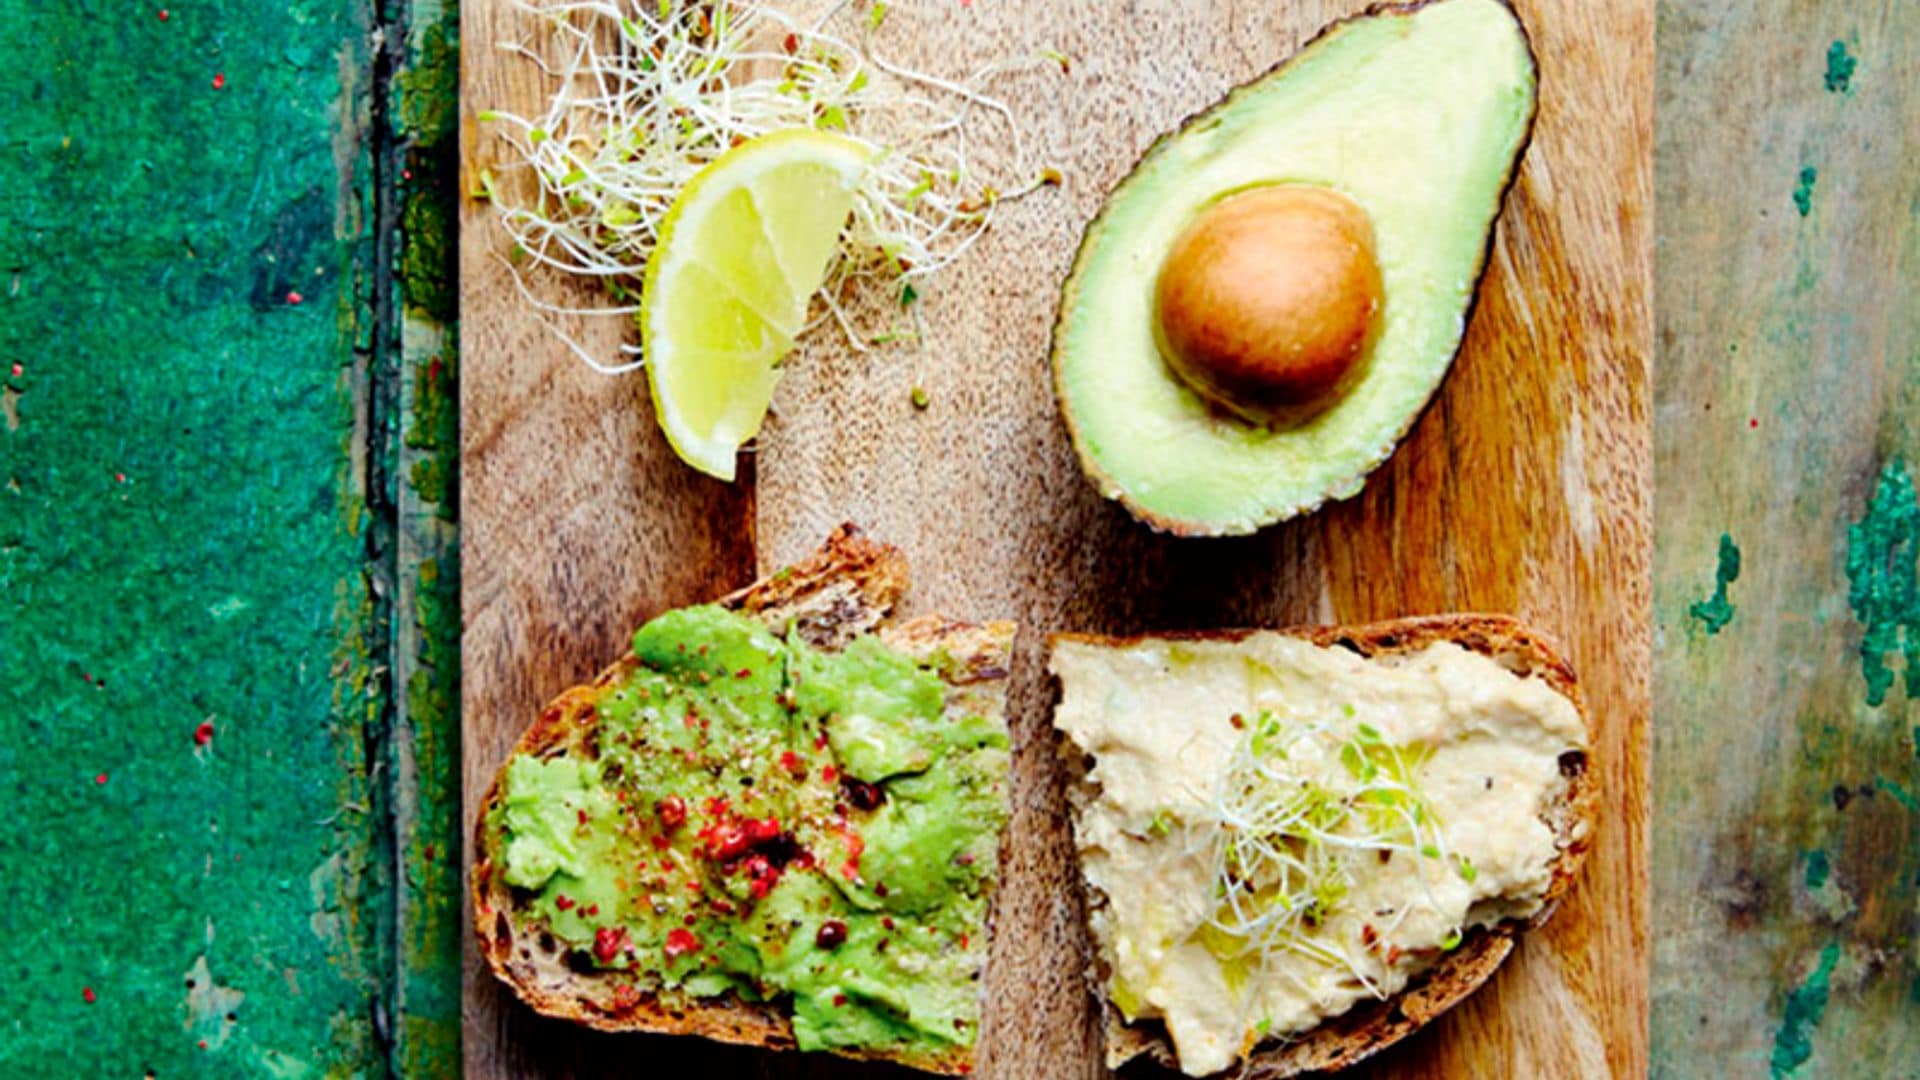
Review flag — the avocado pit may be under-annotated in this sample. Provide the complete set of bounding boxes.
[1153,185,1383,425]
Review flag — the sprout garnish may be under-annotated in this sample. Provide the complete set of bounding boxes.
[481,0,1061,374]
[1201,708,1469,1011]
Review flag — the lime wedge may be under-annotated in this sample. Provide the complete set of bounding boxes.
[640,130,873,480]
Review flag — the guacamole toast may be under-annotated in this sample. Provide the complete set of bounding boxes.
[472,525,1015,1074]
[1050,616,1595,1078]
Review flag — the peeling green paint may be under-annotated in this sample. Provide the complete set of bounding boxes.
[390,4,464,1073]
[0,2,390,1073]
[397,19,460,323]
[1769,942,1840,1078]
[1805,849,1831,890]
[1845,461,1919,707]
[1824,40,1857,93]
[1792,166,1818,217]
[406,344,459,514]
[1690,533,1742,633]
[1874,776,1920,813]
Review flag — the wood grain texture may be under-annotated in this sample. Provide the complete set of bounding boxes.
[1651,4,1919,1076]
[460,1,1650,1076]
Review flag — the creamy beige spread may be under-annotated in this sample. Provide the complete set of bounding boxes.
[1050,635,1587,1076]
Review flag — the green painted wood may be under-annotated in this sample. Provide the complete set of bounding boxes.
[1652,3,1918,1077]
[0,0,469,1074]
[0,1,389,1074]
[391,0,467,1071]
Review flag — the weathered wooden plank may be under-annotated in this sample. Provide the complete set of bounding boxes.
[392,0,469,1073]
[1651,3,1919,1077]
[460,1,1649,1078]
[0,0,393,1073]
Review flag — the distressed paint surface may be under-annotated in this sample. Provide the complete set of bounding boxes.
[0,1,390,1074]
[1653,2,1919,1077]
[392,0,467,1074]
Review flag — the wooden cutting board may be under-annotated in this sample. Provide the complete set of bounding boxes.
[458,2,1651,1077]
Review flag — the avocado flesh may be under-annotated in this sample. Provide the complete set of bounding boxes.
[1052,0,1536,535]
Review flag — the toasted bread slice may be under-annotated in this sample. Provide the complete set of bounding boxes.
[1050,615,1595,1078]
[471,525,1016,1075]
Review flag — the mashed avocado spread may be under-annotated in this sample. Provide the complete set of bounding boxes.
[491,605,1008,1056]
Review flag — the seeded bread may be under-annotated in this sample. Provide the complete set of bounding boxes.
[1051,615,1595,1078]
[471,524,1015,1075]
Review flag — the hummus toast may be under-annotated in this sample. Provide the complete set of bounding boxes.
[1051,616,1594,1077]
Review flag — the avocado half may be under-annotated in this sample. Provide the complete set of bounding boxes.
[1051,0,1538,536]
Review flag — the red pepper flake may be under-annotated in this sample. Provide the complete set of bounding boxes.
[649,835,670,851]
[734,667,752,679]
[840,827,865,881]
[286,291,303,306]
[882,916,895,930]
[704,821,749,860]
[95,773,107,786]
[423,844,435,861]
[815,920,848,949]
[193,721,214,746]
[656,795,687,829]
[779,750,804,776]
[158,9,169,20]
[583,904,599,916]
[576,808,590,826]
[8,363,21,377]
[82,987,95,1004]
[813,731,829,751]
[611,984,641,1012]
[211,72,225,90]
[820,765,838,784]
[198,1040,208,1050]
[592,926,629,963]
[1749,417,1759,429]
[555,895,576,911]
[833,993,848,1007]
[664,928,700,958]
[682,913,697,926]
[115,472,127,484]
[744,816,781,844]
[958,933,969,949]
[402,169,413,181]
[782,32,798,52]
[702,796,730,819]
[685,880,703,894]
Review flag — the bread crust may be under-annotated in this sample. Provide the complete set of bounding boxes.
[471,524,1012,1076]
[1049,614,1595,1077]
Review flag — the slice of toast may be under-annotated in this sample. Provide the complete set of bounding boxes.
[1050,615,1596,1078]
[471,524,1016,1075]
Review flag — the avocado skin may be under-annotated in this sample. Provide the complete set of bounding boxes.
[1050,0,1540,536]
